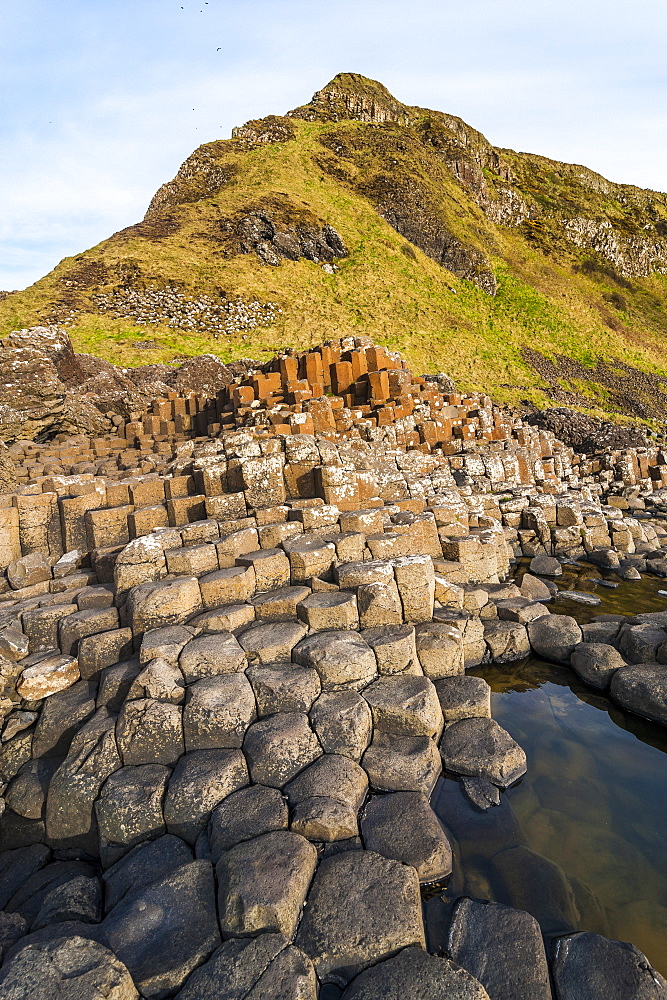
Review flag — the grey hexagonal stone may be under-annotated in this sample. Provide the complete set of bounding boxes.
[103,834,193,912]
[216,830,317,939]
[101,860,220,999]
[483,621,530,663]
[284,754,368,810]
[95,764,170,866]
[209,785,288,862]
[179,633,246,683]
[362,624,419,675]
[244,713,322,788]
[247,662,321,716]
[295,849,425,984]
[183,674,256,751]
[361,791,452,882]
[363,675,443,738]
[362,733,441,795]
[309,691,373,760]
[0,936,138,1000]
[238,621,308,664]
[340,946,489,999]
[434,676,491,723]
[174,934,316,1000]
[551,930,667,1000]
[164,749,248,844]
[293,630,377,691]
[447,897,551,1000]
[116,698,184,766]
[440,718,526,788]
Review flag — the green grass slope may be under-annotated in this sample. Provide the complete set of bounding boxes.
[3,72,667,420]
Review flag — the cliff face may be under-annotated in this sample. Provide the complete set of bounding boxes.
[3,73,667,420]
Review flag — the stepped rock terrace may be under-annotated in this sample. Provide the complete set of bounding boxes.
[0,331,666,998]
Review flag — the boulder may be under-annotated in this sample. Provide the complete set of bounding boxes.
[295,850,425,984]
[7,553,51,591]
[361,791,452,882]
[618,624,667,665]
[496,598,550,624]
[570,643,625,689]
[101,860,220,999]
[440,718,526,787]
[520,573,554,602]
[216,830,317,939]
[527,615,582,664]
[551,931,667,999]
[340,946,489,999]
[610,663,667,725]
[0,935,138,999]
[529,555,562,577]
[460,776,501,810]
[17,654,80,701]
[447,897,552,1000]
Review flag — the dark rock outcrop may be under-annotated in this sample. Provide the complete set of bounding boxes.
[525,408,648,454]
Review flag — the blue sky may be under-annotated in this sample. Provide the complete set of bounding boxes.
[2,0,666,290]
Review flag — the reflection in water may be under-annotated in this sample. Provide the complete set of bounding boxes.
[432,567,667,975]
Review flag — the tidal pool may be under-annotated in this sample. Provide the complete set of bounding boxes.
[432,566,667,975]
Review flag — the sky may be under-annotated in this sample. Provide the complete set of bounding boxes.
[1,0,666,291]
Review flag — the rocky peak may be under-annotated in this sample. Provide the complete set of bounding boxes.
[289,72,411,125]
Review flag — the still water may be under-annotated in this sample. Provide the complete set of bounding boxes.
[432,566,667,975]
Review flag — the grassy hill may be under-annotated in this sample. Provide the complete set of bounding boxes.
[3,72,667,421]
